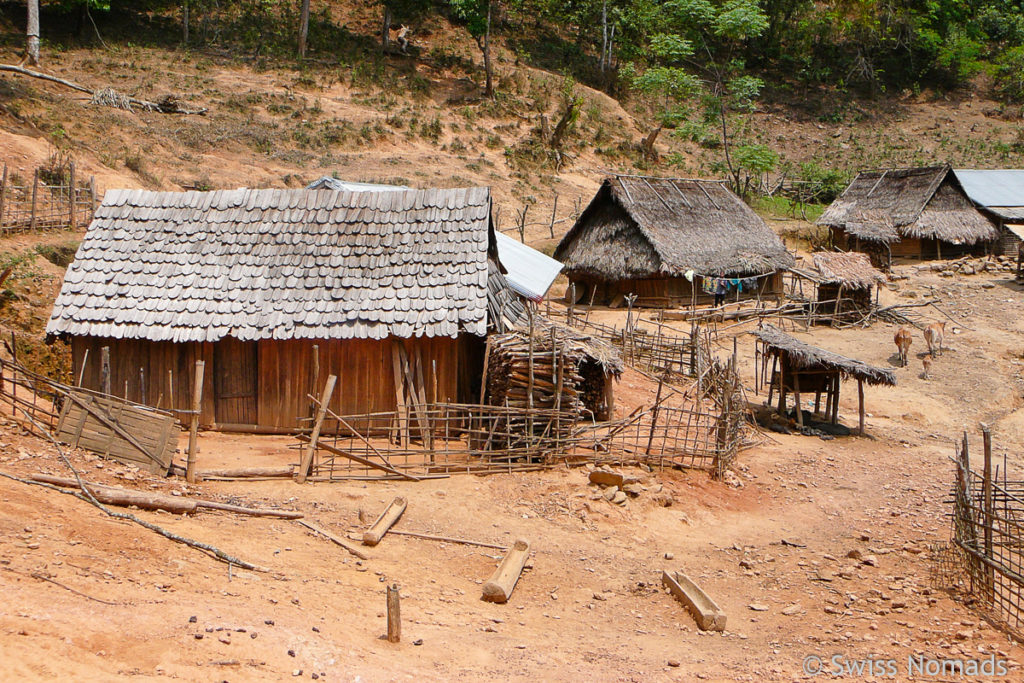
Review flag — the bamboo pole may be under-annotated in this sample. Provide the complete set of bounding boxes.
[29,168,39,231]
[0,163,7,231]
[982,423,995,602]
[793,372,803,428]
[185,360,205,484]
[69,162,77,230]
[857,379,865,435]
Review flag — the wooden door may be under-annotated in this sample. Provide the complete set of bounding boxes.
[214,337,258,425]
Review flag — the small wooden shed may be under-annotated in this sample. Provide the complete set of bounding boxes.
[47,186,522,433]
[752,325,896,434]
[553,175,795,307]
[818,165,998,268]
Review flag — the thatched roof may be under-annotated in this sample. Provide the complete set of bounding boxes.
[817,166,998,245]
[752,325,896,386]
[553,175,795,280]
[812,252,885,289]
[48,187,514,343]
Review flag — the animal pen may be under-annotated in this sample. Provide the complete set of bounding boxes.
[784,252,886,326]
[0,162,96,232]
[935,428,1024,639]
[752,325,896,434]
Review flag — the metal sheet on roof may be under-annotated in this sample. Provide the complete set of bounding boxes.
[1006,224,1024,240]
[494,231,563,302]
[954,169,1024,208]
[306,177,411,192]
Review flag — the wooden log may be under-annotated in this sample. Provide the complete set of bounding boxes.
[857,378,864,435]
[386,584,401,643]
[195,500,303,519]
[297,519,369,560]
[481,538,530,603]
[197,466,294,479]
[388,529,507,550]
[185,360,204,484]
[363,496,407,546]
[296,374,336,484]
[661,569,726,631]
[29,474,198,514]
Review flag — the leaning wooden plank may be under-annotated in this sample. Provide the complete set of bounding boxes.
[197,466,295,479]
[661,569,727,632]
[297,520,369,560]
[57,390,171,473]
[29,474,197,515]
[363,496,407,546]
[296,374,337,484]
[481,538,530,604]
[295,435,415,481]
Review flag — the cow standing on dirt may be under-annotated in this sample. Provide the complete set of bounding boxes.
[922,354,932,380]
[924,322,946,357]
[894,327,913,367]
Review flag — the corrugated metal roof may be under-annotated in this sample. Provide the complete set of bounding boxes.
[306,177,411,192]
[494,232,563,302]
[954,169,1024,209]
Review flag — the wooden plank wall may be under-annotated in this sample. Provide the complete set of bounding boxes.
[72,334,472,432]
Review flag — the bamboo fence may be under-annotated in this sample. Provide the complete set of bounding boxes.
[0,163,96,233]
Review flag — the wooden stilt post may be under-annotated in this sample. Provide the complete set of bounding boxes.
[645,376,664,455]
[185,360,205,484]
[29,169,39,232]
[386,584,401,643]
[100,345,111,395]
[296,374,337,484]
[0,163,7,231]
[982,423,995,602]
[792,372,803,428]
[857,379,865,435]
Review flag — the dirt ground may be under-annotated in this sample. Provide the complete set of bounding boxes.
[1,265,1023,681]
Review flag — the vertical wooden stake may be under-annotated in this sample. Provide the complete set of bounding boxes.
[548,193,558,238]
[29,168,39,232]
[89,176,97,212]
[857,379,865,435]
[297,374,337,483]
[139,367,146,405]
[100,345,111,395]
[311,343,319,418]
[982,423,995,602]
[69,162,77,230]
[792,372,803,428]
[185,360,205,484]
[0,163,7,231]
[386,584,401,643]
[168,369,174,416]
[76,347,89,387]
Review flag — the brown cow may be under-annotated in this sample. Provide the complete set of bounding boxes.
[922,354,932,380]
[924,321,946,357]
[894,327,913,367]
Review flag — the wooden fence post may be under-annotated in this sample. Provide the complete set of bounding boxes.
[0,163,7,231]
[100,345,111,395]
[982,423,995,603]
[548,193,558,238]
[68,162,77,230]
[185,360,205,484]
[297,374,337,484]
[386,584,401,643]
[89,176,97,212]
[29,168,39,232]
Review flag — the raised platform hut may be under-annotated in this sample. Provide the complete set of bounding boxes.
[47,186,522,433]
[818,166,998,268]
[553,175,795,308]
[752,325,896,434]
[787,252,886,324]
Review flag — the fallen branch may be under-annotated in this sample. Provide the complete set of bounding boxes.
[0,64,207,115]
[28,570,119,605]
[388,529,507,550]
[297,520,369,560]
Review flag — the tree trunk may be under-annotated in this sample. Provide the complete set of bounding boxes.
[183,0,190,46]
[718,101,740,194]
[26,0,40,67]
[298,0,311,58]
[482,1,493,98]
[381,4,391,51]
[640,124,662,160]
[600,0,608,73]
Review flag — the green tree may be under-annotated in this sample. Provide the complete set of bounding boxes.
[450,0,496,97]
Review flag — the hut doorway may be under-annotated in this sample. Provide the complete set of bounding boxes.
[214,338,258,426]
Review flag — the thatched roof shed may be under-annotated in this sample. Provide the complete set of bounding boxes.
[817,166,998,247]
[811,252,885,290]
[752,324,894,435]
[555,175,794,280]
[753,325,896,386]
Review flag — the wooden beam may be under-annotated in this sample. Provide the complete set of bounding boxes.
[296,374,337,484]
[297,520,368,560]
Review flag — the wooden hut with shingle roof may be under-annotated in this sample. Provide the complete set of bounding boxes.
[553,175,795,307]
[47,186,522,432]
[817,165,998,268]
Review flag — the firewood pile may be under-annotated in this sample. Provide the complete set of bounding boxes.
[486,318,623,421]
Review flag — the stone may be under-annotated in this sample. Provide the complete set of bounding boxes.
[612,491,627,505]
[781,603,802,616]
[664,552,674,560]
[667,660,681,668]
[748,603,769,612]
[846,549,863,561]
[652,492,675,507]
[861,555,878,567]
[622,483,644,497]
[602,486,619,501]
[589,470,624,488]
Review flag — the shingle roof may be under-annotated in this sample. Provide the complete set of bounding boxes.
[47,187,495,343]
[554,175,795,279]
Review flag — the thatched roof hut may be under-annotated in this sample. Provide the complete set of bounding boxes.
[553,175,794,307]
[818,166,998,265]
[48,186,521,432]
[812,252,886,290]
[752,324,895,434]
